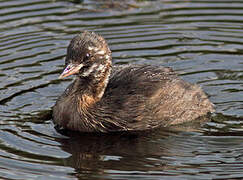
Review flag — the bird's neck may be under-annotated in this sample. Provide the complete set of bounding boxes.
[74,62,112,109]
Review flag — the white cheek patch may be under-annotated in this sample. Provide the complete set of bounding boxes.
[77,63,84,69]
[82,63,107,77]
[96,64,105,72]
[88,46,105,55]
[96,50,105,55]
[88,46,94,50]
[82,63,98,77]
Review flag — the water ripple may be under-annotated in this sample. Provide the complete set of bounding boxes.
[0,0,242,179]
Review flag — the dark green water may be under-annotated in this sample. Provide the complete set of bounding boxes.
[0,0,243,179]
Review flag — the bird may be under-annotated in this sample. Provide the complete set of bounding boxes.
[52,31,215,133]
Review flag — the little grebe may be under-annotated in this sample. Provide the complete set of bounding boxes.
[53,31,215,133]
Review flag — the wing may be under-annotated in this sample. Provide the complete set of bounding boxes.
[97,65,178,130]
[100,64,213,131]
[107,64,177,98]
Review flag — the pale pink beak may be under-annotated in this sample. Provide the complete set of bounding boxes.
[59,63,84,79]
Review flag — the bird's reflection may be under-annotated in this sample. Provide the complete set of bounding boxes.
[55,118,209,175]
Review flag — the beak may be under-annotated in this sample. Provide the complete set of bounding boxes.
[59,63,84,79]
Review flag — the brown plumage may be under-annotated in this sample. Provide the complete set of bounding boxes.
[53,31,215,133]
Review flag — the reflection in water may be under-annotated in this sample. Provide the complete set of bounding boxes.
[57,130,188,176]
[56,119,243,179]
[0,0,242,179]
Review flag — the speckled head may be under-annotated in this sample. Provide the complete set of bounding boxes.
[59,31,112,79]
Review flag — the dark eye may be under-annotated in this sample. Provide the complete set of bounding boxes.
[84,53,90,61]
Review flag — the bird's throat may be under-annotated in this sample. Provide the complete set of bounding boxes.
[76,62,112,109]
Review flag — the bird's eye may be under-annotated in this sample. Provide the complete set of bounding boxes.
[84,53,90,61]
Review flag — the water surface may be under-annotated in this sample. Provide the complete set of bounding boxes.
[0,0,243,179]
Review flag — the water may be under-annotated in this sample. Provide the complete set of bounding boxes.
[0,0,243,179]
